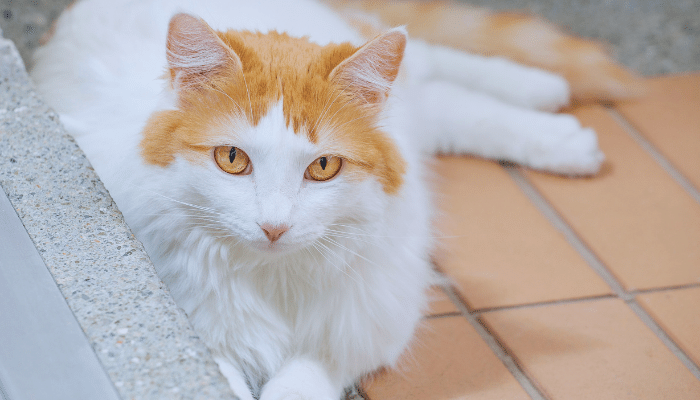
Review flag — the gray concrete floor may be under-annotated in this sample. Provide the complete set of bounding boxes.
[1,0,74,69]
[1,0,699,75]
[464,0,700,76]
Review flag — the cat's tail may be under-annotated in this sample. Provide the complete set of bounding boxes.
[327,0,646,103]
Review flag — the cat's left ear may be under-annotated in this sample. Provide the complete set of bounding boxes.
[166,13,243,91]
[329,28,407,105]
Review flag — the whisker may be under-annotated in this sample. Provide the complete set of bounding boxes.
[131,212,224,221]
[318,95,356,133]
[324,232,376,246]
[327,225,461,240]
[305,245,324,270]
[310,242,337,271]
[311,83,349,135]
[210,83,246,116]
[321,236,384,272]
[313,241,363,285]
[327,223,371,233]
[241,71,254,119]
[326,112,376,132]
[122,183,224,215]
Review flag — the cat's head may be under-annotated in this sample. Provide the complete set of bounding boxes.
[140,13,407,256]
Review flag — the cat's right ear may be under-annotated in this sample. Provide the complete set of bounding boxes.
[329,28,407,105]
[166,13,243,91]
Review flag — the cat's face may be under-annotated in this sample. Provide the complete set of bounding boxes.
[140,14,407,255]
[162,101,382,254]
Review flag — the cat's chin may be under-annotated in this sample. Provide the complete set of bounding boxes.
[248,240,300,257]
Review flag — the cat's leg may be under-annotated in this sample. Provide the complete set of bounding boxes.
[213,357,256,400]
[259,357,340,400]
[400,81,604,175]
[405,41,570,112]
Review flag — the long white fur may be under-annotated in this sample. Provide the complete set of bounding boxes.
[409,41,571,112]
[31,0,604,398]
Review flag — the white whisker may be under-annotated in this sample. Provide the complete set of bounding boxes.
[320,236,383,273]
[210,83,246,116]
[242,71,254,119]
[313,241,363,285]
[311,83,349,134]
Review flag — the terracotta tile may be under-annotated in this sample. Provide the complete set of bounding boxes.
[363,317,529,400]
[526,106,700,290]
[638,287,700,366]
[426,286,459,316]
[482,299,700,399]
[433,156,611,310]
[616,74,700,189]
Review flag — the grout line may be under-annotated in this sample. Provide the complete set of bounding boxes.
[607,108,700,205]
[627,301,700,380]
[610,105,700,379]
[504,167,630,299]
[473,294,617,314]
[505,166,700,381]
[425,311,463,319]
[442,284,549,400]
[630,282,700,296]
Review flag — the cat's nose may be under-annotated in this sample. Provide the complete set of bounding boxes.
[260,224,289,243]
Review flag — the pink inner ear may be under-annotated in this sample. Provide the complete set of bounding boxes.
[329,28,407,104]
[166,13,241,88]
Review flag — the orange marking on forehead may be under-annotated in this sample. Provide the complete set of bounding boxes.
[141,17,406,194]
[216,30,359,140]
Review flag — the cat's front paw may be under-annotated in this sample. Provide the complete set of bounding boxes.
[528,117,605,175]
[259,358,339,400]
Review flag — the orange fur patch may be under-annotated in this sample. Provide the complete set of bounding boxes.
[141,18,406,194]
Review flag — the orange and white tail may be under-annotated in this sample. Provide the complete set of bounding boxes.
[328,0,645,103]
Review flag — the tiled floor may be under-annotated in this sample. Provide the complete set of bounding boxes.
[360,74,700,399]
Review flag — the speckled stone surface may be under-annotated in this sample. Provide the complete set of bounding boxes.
[0,33,236,400]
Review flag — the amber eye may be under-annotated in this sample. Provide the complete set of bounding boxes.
[305,155,342,181]
[214,146,251,175]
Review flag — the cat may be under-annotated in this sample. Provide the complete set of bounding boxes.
[30,0,640,398]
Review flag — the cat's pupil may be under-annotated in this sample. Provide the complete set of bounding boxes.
[320,157,327,170]
[229,147,236,163]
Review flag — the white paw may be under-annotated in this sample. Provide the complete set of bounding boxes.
[259,358,339,400]
[526,116,604,175]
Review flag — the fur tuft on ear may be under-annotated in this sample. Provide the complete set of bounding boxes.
[329,28,407,104]
[166,13,242,90]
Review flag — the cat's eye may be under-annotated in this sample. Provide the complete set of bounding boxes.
[214,146,251,175]
[305,156,342,181]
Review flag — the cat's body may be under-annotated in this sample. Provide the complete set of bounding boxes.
[31,0,634,398]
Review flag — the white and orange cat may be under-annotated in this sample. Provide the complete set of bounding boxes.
[31,0,640,398]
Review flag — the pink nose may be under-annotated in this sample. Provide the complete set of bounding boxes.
[260,224,289,243]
